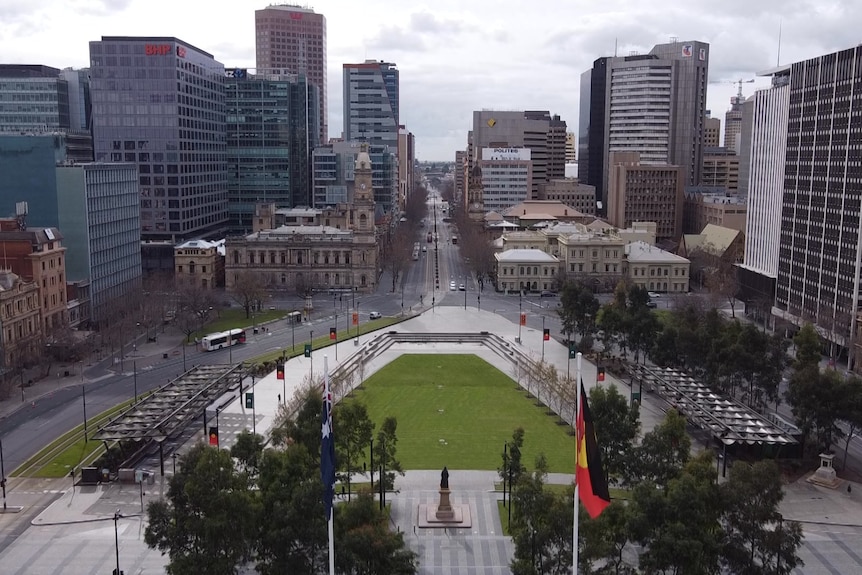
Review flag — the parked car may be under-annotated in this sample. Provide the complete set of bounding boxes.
[369,311,382,319]
[540,290,555,297]
[646,301,658,309]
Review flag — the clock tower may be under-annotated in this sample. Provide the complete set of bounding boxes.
[350,143,377,291]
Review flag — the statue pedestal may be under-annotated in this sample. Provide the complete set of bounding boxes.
[435,488,454,520]
[808,452,842,489]
[417,488,472,529]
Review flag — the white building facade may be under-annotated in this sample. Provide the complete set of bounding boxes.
[480,147,532,213]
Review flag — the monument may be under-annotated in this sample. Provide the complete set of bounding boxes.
[418,466,472,528]
[807,452,843,489]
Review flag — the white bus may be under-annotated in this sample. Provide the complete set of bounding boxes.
[199,328,246,351]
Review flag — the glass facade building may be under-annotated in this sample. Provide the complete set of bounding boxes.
[89,36,228,240]
[225,69,319,233]
[312,141,396,215]
[0,65,69,132]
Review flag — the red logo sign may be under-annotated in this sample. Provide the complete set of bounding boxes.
[145,44,171,56]
[176,46,186,58]
[289,11,302,19]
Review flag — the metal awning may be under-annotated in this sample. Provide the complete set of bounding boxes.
[630,365,798,446]
[94,364,246,442]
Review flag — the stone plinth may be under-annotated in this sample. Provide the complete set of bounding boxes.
[417,488,472,528]
[807,453,842,489]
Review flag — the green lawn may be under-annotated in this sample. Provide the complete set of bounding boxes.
[191,308,289,340]
[34,438,103,478]
[346,354,575,473]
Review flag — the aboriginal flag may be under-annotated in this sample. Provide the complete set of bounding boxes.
[576,382,610,518]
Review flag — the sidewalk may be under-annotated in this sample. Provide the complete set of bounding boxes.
[0,329,186,421]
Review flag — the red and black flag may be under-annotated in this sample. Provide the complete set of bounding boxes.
[576,382,611,518]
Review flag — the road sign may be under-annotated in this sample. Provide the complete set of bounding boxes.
[245,392,254,409]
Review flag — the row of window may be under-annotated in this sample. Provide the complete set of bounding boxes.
[499,266,557,276]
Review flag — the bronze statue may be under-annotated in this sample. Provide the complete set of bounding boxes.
[440,466,449,489]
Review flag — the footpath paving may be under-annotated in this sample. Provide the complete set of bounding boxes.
[3,306,862,573]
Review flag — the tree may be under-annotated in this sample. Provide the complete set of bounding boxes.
[786,366,844,453]
[721,460,804,575]
[230,270,267,318]
[839,375,862,470]
[404,184,428,225]
[335,492,419,574]
[374,416,404,491]
[705,259,741,317]
[230,429,265,477]
[145,444,259,575]
[627,306,661,365]
[499,427,527,488]
[793,323,822,371]
[589,384,640,481]
[623,409,690,489]
[557,281,600,344]
[335,402,375,500]
[628,452,724,575]
[381,227,413,292]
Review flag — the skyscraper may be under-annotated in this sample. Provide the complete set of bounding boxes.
[89,36,228,240]
[255,5,327,144]
[724,95,744,152]
[225,68,319,232]
[579,40,709,212]
[0,65,69,132]
[343,60,399,150]
[737,67,789,313]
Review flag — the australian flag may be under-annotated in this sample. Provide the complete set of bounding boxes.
[321,359,336,521]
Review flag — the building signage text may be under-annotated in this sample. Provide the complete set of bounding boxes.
[145,44,172,56]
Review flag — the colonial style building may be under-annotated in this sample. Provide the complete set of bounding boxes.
[625,241,690,293]
[225,144,379,294]
[174,239,225,290]
[0,270,41,372]
[494,250,560,293]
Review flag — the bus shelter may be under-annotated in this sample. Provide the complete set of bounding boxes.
[94,364,248,475]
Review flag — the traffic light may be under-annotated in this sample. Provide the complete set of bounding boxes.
[569,343,577,359]
[520,312,526,326]
[597,367,606,382]
[245,392,254,409]
[304,343,312,358]
[330,327,337,340]
[276,362,284,380]
[208,426,219,446]
[543,328,550,341]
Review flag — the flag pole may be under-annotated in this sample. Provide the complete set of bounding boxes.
[323,355,336,575]
[573,351,582,573]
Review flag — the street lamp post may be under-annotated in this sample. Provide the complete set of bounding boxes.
[113,509,122,575]
[171,453,177,475]
[1,438,7,511]
[82,385,88,441]
[541,315,546,360]
[215,407,221,449]
[309,330,314,381]
[133,361,138,403]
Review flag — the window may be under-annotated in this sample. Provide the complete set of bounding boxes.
[189,262,195,274]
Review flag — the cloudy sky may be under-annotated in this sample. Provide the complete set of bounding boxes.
[2,0,861,160]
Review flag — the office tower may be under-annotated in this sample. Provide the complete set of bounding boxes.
[725,94,745,152]
[89,36,228,240]
[454,150,466,202]
[478,147,533,213]
[312,141,396,213]
[607,152,684,241]
[59,68,91,132]
[343,60,399,151]
[225,68,319,232]
[736,96,755,195]
[704,112,720,147]
[470,110,566,200]
[255,5,327,144]
[55,163,141,319]
[773,48,861,355]
[701,147,740,193]
[0,65,68,132]
[565,132,576,163]
[398,126,415,211]
[579,41,709,212]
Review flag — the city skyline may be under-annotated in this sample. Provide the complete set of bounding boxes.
[2,0,862,160]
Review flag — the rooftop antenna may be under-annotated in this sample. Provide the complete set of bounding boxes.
[777,19,782,66]
[614,37,618,57]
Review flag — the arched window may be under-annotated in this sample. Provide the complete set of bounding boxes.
[361,275,367,286]
[324,273,330,285]
[188,261,195,274]
[359,213,368,229]
[233,251,239,264]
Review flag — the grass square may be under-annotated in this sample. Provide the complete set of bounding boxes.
[346,354,575,473]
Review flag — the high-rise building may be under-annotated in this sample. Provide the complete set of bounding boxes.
[312,141,396,213]
[89,36,228,240]
[704,113,720,148]
[579,41,709,212]
[607,152,684,241]
[773,48,861,355]
[701,147,740,193]
[398,126,415,212]
[565,131,576,163]
[59,68,92,133]
[55,163,141,320]
[225,68,319,232]
[343,60,399,151]
[255,5,327,144]
[0,65,69,132]
[724,94,745,152]
[469,110,567,201]
[454,150,466,203]
[479,147,533,213]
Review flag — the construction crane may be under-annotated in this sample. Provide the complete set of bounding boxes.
[709,78,755,99]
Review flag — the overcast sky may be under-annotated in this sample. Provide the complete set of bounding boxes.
[2,0,861,160]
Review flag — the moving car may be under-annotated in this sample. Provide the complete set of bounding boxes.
[458,284,466,291]
[449,281,457,291]
[540,290,555,297]
[369,311,382,319]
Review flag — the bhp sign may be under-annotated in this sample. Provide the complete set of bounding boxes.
[145,44,172,56]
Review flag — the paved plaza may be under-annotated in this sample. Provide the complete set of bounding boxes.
[1,307,862,572]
